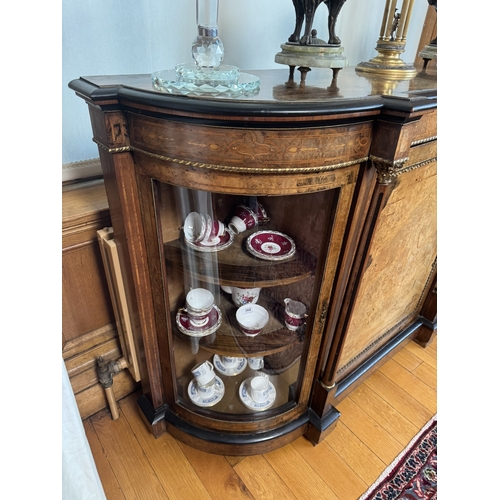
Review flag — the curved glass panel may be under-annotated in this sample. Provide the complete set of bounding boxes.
[155,182,339,417]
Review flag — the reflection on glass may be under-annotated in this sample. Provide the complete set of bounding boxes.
[155,184,337,417]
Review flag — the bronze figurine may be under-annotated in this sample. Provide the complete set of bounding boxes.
[288,0,347,46]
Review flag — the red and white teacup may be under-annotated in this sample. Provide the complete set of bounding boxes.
[184,211,207,243]
[236,304,269,336]
[210,218,225,238]
[199,214,225,246]
[228,205,258,234]
[182,288,214,327]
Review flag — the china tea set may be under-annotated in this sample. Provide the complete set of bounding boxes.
[182,201,295,261]
[180,200,307,408]
[188,355,276,410]
[182,290,306,409]
[176,286,307,338]
[183,202,268,252]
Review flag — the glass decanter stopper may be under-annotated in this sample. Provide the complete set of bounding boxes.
[192,0,224,68]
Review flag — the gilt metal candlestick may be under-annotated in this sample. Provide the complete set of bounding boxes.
[356,0,417,79]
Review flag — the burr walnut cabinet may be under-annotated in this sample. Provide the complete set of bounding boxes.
[69,67,437,455]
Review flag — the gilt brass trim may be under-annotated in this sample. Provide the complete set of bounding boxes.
[372,153,437,184]
[317,303,329,332]
[411,136,437,146]
[132,146,368,174]
[93,139,131,154]
[397,156,437,177]
[371,155,409,184]
[320,380,336,390]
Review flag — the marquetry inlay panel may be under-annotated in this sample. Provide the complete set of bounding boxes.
[126,113,372,172]
[335,158,437,379]
[411,108,437,144]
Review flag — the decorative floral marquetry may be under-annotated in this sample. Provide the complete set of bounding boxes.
[128,114,372,171]
[229,140,276,160]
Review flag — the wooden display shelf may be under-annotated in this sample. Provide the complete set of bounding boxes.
[164,229,317,289]
[172,292,304,357]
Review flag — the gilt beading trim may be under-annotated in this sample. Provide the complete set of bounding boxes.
[370,153,437,184]
[93,139,131,154]
[411,135,437,146]
[132,146,368,174]
[396,156,437,177]
[336,315,412,376]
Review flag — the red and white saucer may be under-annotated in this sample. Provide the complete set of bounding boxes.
[184,230,234,253]
[176,305,222,337]
[246,231,296,261]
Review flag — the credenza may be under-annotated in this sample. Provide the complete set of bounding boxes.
[69,67,437,455]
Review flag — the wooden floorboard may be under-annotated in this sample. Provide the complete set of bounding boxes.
[233,454,297,500]
[84,337,437,500]
[263,444,341,500]
[292,436,367,500]
[335,397,404,465]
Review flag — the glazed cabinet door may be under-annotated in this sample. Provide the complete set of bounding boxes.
[134,149,359,452]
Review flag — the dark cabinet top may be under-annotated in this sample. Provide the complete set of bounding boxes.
[69,67,437,119]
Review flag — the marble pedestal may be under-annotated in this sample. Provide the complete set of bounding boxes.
[419,44,437,74]
[275,43,348,90]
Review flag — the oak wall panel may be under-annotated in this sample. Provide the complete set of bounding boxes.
[63,176,139,418]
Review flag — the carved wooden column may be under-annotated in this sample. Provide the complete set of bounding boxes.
[77,85,168,436]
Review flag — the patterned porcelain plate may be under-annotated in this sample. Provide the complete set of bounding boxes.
[187,376,225,407]
[213,355,247,376]
[184,229,234,253]
[176,305,222,337]
[246,231,296,261]
[239,377,276,411]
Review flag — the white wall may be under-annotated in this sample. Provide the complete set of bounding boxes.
[62,0,428,180]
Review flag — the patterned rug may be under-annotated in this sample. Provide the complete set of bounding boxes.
[359,416,437,500]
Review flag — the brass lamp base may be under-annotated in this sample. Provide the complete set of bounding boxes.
[356,41,417,79]
[356,71,411,96]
